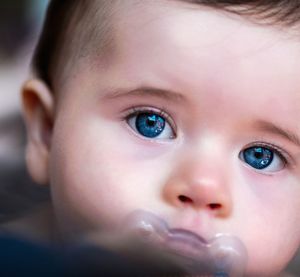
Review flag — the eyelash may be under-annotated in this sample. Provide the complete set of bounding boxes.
[242,141,291,167]
[120,108,293,168]
[122,106,177,134]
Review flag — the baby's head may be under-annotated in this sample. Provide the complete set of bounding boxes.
[22,0,300,275]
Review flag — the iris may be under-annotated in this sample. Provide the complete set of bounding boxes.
[135,113,165,138]
[242,146,273,170]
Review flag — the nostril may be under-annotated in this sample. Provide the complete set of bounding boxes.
[178,195,193,203]
[208,203,221,209]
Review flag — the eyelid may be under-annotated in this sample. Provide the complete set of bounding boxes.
[122,106,177,135]
[242,141,293,168]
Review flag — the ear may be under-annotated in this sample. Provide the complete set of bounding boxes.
[21,79,54,185]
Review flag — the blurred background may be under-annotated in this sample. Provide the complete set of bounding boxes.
[0,0,49,224]
[0,0,299,275]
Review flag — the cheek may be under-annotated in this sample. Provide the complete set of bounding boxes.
[245,216,300,275]
[235,165,300,274]
[49,118,171,231]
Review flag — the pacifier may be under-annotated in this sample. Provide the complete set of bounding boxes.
[123,210,248,277]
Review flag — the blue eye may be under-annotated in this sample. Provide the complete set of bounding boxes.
[240,146,285,172]
[135,113,165,138]
[127,111,175,139]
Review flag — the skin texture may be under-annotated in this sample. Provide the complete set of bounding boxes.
[22,1,300,276]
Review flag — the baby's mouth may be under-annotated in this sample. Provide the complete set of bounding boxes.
[123,210,247,277]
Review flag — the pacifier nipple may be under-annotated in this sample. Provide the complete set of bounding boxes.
[123,210,248,276]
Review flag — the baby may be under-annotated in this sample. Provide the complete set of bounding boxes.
[21,0,300,276]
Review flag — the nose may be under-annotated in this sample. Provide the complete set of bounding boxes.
[162,156,233,218]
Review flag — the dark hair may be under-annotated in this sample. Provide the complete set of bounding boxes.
[32,0,115,88]
[187,0,300,23]
[32,0,300,88]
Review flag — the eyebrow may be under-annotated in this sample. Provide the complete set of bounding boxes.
[254,120,300,147]
[101,86,186,102]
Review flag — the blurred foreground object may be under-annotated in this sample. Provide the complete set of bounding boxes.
[0,233,188,277]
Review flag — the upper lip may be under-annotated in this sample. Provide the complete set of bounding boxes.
[163,227,211,260]
[167,227,208,245]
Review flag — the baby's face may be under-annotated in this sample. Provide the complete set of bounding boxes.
[44,1,300,275]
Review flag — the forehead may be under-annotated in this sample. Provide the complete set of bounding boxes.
[113,1,300,68]
[104,1,300,108]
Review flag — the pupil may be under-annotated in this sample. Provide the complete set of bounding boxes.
[135,113,165,138]
[147,117,156,127]
[254,151,263,159]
